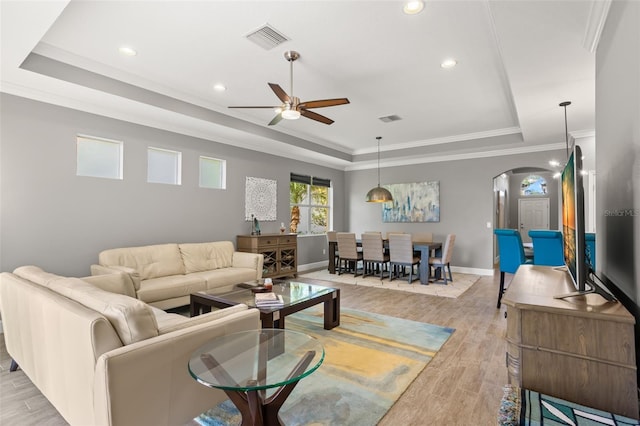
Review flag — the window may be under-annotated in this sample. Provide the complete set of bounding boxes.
[147,147,181,185]
[290,173,331,235]
[76,135,123,179]
[199,156,226,189]
[520,175,547,196]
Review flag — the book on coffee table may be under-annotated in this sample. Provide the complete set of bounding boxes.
[254,292,284,307]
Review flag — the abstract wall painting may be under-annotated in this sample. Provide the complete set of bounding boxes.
[245,177,277,221]
[382,181,440,222]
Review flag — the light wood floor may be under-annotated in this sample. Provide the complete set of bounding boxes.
[0,272,509,425]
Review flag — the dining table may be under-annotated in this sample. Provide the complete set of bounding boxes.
[327,237,442,285]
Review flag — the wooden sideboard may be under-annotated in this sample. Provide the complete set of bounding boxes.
[502,265,638,418]
[237,234,297,279]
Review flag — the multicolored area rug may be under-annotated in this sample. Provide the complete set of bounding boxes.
[196,308,455,426]
[498,385,640,426]
[299,269,481,298]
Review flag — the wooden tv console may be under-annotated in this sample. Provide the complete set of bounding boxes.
[502,265,638,418]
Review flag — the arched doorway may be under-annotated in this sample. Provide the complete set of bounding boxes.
[492,167,558,262]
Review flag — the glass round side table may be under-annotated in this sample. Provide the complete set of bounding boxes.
[189,329,324,426]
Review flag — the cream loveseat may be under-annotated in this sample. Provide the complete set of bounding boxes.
[0,266,260,426]
[91,241,264,309]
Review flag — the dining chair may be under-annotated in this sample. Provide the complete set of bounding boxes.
[528,230,564,266]
[388,233,420,283]
[361,232,390,280]
[412,232,434,258]
[384,231,406,240]
[494,228,533,308]
[411,232,433,243]
[428,234,456,284]
[326,231,340,271]
[336,232,363,276]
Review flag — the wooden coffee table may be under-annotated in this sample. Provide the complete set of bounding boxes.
[190,279,340,330]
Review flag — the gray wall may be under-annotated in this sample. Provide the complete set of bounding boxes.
[346,148,565,272]
[0,94,346,276]
[596,0,639,304]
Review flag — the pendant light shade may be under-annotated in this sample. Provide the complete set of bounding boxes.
[366,137,393,203]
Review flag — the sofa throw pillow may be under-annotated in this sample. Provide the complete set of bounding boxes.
[179,241,234,274]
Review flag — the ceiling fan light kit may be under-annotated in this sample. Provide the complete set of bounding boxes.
[281,109,300,120]
[229,51,349,126]
[366,137,394,203]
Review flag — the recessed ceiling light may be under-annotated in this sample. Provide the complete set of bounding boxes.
[549,160,561,167]
[118,46,137,57]
[213,83,226,92]
[403,1,424,15]
[441,58,457,69]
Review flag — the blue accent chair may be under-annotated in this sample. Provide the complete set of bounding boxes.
[585,233,596,271]
[494,229,533,308]
[528,230,564,267]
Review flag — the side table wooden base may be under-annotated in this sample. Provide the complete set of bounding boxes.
[201,350,316,426]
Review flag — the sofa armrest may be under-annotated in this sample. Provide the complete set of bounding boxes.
[93,307,260,426]
[82,271,137,299]
[232,251,264,280]
[91,264,141,291]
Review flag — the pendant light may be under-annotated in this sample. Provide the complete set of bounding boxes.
[559,101,571,159]
[366,137,394,203]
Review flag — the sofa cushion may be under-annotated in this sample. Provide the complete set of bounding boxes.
[98,243,186,280]
[49,277,159,345]
[13,265,64,286]
[136,274,207,304]
[179,241,234,274]
[14,267,159,345]
[190,268,258,290]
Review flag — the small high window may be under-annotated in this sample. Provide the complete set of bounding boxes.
[76,135,123,180]
[147,147,181,185]
[199,156,226,189]
[520,175,547,196]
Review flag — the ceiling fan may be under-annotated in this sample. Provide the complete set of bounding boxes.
[229,51,349,126]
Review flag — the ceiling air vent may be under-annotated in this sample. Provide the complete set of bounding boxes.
[378,114,402,123]
[245,24,290,50]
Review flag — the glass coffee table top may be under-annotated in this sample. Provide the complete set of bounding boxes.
[199,280,337,311]
[188,329,324,392]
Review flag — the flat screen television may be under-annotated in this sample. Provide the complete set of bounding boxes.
[556,144,616,301]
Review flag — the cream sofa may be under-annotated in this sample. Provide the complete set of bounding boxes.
[91,241,264,309]
[0,266,260,426]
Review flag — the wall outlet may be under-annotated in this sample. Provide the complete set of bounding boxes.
[486,221,492,228]
[322,248,326,255]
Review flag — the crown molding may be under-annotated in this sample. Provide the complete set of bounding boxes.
[346,143,565,171]
[582,0,612,53]
[352,127,522,155]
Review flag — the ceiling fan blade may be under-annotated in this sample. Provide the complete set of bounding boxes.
[268,113,284,126]
[299,98,350,109]
[268,83,291,104]
[228,106,280,109]
[300,109,334,125]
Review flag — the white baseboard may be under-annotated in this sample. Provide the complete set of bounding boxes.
[451,266,494,276]
[298,262,494,277]
[297,261,327,273]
